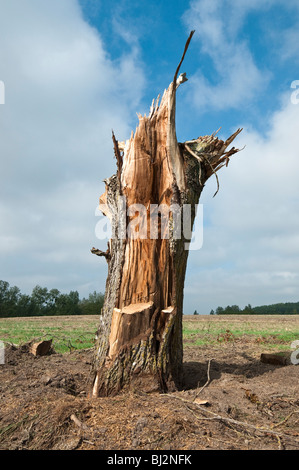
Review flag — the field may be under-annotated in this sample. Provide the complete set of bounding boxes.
[0,314,299,450]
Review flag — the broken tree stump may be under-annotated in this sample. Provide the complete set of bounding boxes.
[91,31,243,397]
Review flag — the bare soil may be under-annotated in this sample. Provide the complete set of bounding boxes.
[0,317,298,451]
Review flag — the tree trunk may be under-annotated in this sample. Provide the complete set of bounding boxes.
[91,32,242,397]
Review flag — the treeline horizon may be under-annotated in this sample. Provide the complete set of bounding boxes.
[2,279,298,318]
[0,280,104,318]
[209,302,299,315]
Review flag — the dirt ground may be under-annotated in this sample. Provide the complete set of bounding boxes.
[0,322,298,451]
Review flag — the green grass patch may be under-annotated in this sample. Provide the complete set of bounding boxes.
[1,314,298,354]
[183,317,299,349]
[0,316,99,354]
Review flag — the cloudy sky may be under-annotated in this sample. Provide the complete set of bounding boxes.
[0,0,298,314]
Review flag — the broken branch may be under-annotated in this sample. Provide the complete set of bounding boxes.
[112,130,123,184]
[91,245,111,261]
[70,414,89,431]
[163,394,299,444]
[193,359,212,401]
[173,30,195,84]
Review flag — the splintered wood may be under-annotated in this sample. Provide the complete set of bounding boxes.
[91,31,242,396]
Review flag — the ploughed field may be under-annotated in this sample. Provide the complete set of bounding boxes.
[0,314,298,450]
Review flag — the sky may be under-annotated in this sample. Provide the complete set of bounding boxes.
[0,0,299,314]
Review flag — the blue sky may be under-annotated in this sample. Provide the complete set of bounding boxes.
[0,0,299,314]
[79,0,299,138]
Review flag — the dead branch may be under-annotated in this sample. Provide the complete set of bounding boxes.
[193,359,212,401]
[173,30,195,84]
[183,128,243,196]
[184,143,203,162]
[91,245,111,261]
[272,411,299,429]
[163,394,299,445]
[70,414,89,431]
[112,130,123,183]
[204,156,220,197]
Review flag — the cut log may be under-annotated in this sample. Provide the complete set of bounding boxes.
[29,340,52,356]
[260,353,290,366]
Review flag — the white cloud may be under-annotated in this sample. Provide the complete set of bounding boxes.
[182,0,270,112]
[182,0,299,114]
[185,94,299,313]
[179,0,299,312]
[0,0,145,296]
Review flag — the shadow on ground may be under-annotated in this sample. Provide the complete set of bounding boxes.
[182,356,282,390]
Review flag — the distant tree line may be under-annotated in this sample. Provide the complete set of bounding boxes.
[209,302,299,315]
[0,280,104,318]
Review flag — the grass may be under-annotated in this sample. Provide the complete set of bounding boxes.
[0,314,298,354]
[0,316,99,354]
[182,314,299,351]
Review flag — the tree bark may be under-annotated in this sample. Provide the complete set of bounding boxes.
[91,32,242,397]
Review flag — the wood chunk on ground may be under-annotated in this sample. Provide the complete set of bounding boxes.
[260,352,290,366]
[29,340,53,356]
